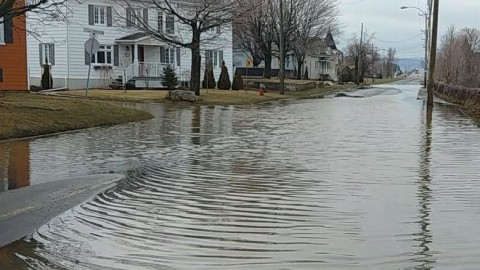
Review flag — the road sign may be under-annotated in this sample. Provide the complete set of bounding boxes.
[84,38,100,55]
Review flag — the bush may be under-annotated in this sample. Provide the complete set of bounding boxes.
[161,65,179,89]
[217,61,231,90]
[41,65,53,90]
[202,63,216,89]
[232,71,244,91]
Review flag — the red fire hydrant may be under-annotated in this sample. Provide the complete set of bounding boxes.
[259,83,266,96]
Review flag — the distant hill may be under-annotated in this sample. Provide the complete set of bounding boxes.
[395,58,424,72]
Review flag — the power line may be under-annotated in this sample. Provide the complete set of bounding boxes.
[373,33,423,43]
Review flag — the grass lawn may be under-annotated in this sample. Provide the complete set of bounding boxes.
[0,92,153,140]
[59,89,285,105]
[55,77,403,106]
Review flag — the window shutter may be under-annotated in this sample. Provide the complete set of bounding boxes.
[219,51,223,67]
[39,44,43,66]
[143,9,148,27]
[0,69,3,82]
[107,7,113,26]
[114,45,119,66]
[4,15,13,43]
[85,50,91,65]
[176,47,180,67]
[126,8,132,27]
[216,26,220,34]
[50,44,55,65]
[160,46,165,63]
[88,5,94,25]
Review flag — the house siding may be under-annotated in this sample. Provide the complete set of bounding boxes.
[27,0,233,89]
[0,15,28,90]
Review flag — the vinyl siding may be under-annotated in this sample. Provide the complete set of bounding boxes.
[27,0,234,89]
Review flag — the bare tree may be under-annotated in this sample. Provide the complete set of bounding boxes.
[436,26,480,88]
[385,47,396,78]
[234,0,276,78]
[345,32,376,83]
[0,0,67,18]
[114,0,247,96]
[272,0,302,79]
[291,0,339,80]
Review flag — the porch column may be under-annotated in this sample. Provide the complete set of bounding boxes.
[134,44,139,76]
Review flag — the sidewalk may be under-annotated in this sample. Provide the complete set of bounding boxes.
[0,174,123,247]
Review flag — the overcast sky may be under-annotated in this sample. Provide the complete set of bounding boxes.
[338,0,480,58]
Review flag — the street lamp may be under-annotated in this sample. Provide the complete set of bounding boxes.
[401,6,430,88]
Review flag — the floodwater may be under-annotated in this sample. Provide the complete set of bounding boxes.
[2,79,480,269]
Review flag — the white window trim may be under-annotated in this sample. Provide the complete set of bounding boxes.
[160,46,176,65]
[157,11,163,33]
[41,43,55,65]
[91,45,113,66]
[0,17,5,45]
[94,6,107,26]
[205,50,223,67]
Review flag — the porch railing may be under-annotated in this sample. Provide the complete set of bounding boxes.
[123,61,187,85]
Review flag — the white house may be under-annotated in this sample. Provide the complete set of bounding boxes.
[27,0,234,89]
[233,31,342,81]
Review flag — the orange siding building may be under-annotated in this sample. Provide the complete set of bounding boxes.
[0,13,28,91]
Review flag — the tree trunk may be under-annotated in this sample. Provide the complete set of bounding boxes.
[190,31,201,96]
[264,54,272,79]
[297,58,303,80]
[354,58,359,85]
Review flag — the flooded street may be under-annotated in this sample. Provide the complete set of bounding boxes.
[2,79,480,269]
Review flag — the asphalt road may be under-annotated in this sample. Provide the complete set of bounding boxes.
[0,174,124,247]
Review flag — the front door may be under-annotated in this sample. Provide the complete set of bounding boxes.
[138,46,145,77]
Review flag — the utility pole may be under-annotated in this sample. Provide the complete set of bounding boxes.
[372,43,375,83]
[356,23,363,85]
[426,0,439,107]
[279,0,285,95]
[423,12,429,88]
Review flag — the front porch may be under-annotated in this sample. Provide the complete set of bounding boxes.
[114,33,186,88]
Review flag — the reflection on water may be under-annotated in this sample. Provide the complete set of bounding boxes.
[415,104,434,269]
[0,141,30,192]
[2,81,480,269]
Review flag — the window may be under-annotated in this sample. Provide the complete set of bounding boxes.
[205,50,223,67]
[158,12,163,33]
[40,43,55,65]
[160,46,175,64]
[91,45,113,65]
[207,26,220,34]
[0,69,3,82]
[94,6,106,25]
[166,14,174,34]
[0,17,4,43]
[127,8,147,27]
[158,12,174,34]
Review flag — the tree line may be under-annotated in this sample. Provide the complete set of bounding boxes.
[234,0,340,79]
[435,26,480,88]
[342,31,398,84]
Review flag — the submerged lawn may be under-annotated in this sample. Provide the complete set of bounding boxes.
[0,92,153,140]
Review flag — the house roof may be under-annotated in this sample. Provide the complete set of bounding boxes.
[324,30,337,50]
[115,33,150,43]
